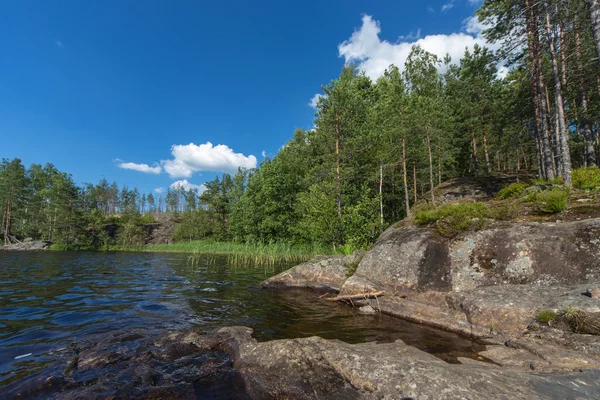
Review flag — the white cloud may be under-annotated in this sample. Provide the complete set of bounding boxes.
[467,0,483,5]
[309,93,322,108]
[154,187,165,194]
[118,162,162,174]
[161,142,257,179]
[170,179,207,194]
[338,15,501,81]
[441,1,455,11]
[261,150,267,158]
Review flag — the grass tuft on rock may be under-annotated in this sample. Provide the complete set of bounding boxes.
[536,309,557,324]
[414,202,489,237]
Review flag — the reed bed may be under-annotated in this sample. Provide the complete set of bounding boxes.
[111,241,332,267]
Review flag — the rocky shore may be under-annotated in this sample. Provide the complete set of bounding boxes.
[259,216,600,398]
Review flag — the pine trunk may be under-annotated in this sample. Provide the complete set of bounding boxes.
[402,137,411,219]
[472,135,480,175]
[483,130,491,174]
[526,0,555,180]
[334,118,342,219]
[586,0,600,65]
[576,30,598,167]
[546,10,572,186]
[425,126,436,205]
[413,162,417,203]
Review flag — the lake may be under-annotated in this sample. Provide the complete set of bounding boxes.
[0,251,483,398]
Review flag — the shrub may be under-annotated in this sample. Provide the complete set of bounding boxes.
[489,203,520,220]
[414,202,489,237]
[535,189,568,214]
[572,167,600,190]
[536,309,557,324]
[496,183,528,200]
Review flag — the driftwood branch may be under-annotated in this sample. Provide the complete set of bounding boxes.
[326,291,385,302]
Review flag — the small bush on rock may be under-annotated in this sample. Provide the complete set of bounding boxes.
[496,183,528,200]
[535,189,568,214]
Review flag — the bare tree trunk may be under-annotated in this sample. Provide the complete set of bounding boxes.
[576,30,598,167]
[526,0,555,181]
[379,165,384,228]
[521,148,529,170]
[425,126,436,205]
[483,129,491,174]
[546,85,562,175]
[437,133,442,185]
[413,162,417,203]
[546,9,573,186]
[334,118,342,219]
[585,0,600,65]
[402,137,411,219]
[472,135,480,175]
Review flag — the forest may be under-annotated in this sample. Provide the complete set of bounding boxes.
[2,0,600,252]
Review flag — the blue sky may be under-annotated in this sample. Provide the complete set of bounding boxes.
[1,0,486,195]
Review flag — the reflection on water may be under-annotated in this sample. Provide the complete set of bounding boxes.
[0,251,483,392]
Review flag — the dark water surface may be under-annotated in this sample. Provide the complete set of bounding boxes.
[0,251,483,397]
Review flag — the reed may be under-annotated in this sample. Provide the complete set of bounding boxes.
[109,240,333,267]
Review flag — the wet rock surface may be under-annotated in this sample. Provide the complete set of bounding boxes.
[260,252,364,291]
[2,328,249,400]
[4,325,600,399]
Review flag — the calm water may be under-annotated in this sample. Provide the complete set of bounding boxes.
[0,251,483,395]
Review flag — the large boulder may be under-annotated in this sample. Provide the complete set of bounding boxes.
[342,218,600,295]
[260,252,364,291]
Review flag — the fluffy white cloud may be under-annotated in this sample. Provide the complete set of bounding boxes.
[170,179,207,194]
[161,142,257,179]
[118,162,162,174]
[309,93,322,108]
[154,187,165,194]
[338,15,501,81]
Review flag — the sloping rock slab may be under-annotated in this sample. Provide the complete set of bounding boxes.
[211,326,600,400]
[260,252,363,291]
[345,218,600,294]
[448,284,600,333]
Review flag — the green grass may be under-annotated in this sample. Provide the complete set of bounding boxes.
[496,183,528,200]
[110,240,333,267]
[536,309,557,324]
[535,189,568,214]
[573,167,600,190]
[414,202,489,237]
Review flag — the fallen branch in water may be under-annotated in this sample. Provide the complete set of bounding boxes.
[326,291,385,302]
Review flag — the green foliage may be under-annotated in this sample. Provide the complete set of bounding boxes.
[535,189,568,214]
[117,221,146,246]
[496,183,528,199]
[572,167,600,190]
[489,203,520,220]
[536,310,557,324]
[414,202,489,237]
[341,184,381,250]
